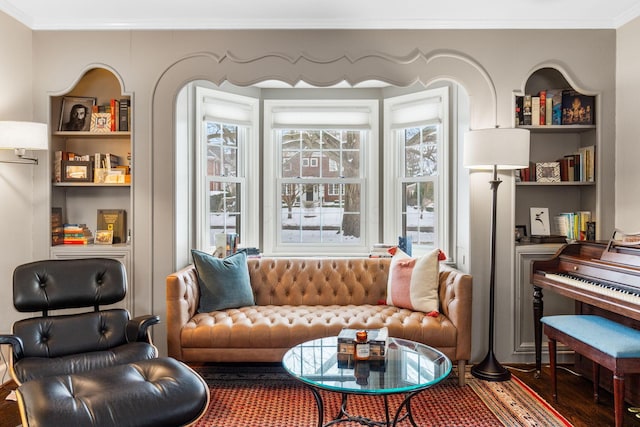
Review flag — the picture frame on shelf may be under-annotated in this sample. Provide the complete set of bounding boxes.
[515,225,527,242]
[95,230,113,245]
[58,96,96,132]
[530,207,551,236]
[535,162,561,183]
[90,112,112,133]
[61,160,93,182]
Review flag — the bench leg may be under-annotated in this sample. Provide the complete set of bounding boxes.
[614,374,624,427]
[548,338,557,402]
[592,361,600,403]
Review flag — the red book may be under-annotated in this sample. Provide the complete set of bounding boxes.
[110,99,120,132]
[538,91,546,125]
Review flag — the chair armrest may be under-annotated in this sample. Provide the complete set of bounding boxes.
[0,334,24,360]
[126,315,161,343]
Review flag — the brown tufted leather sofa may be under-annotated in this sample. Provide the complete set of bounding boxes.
[166,257,472,385]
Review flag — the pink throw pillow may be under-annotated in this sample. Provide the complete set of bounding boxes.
[386,248,440,313]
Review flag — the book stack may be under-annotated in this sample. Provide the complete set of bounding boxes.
[63,224,94,245]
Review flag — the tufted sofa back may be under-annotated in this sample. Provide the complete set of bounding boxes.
[248,258,389,306]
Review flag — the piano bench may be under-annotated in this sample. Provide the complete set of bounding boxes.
[541,315,640,427]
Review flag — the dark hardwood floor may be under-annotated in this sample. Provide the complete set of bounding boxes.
[1,364,639,426]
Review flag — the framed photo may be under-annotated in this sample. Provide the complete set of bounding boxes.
[58,96,96,131]
[515,225,527,242]
[95,230,114,245]
[90,112,112,133]
[535,162,561,183]
[530,207,550,236]
[61,160,93,182]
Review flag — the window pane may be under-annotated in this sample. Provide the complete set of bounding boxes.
[209,181,241,246]
[279,182,361,244]
[404,126,438,177]
[402,181,435,246]
[223,125,237,146]
[224,146,238,177]
[207,122,239,177]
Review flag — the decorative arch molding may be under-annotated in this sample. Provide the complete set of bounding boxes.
[150,46,497,288]
[48,63,128,97]
[522,61,598,97]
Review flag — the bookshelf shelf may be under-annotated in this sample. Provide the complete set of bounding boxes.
[53,182,131,188]
[517,125,595,133]
[516,181,595,187]
[54,131,131,138]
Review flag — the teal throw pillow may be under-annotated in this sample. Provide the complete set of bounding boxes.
[191,249,255,312]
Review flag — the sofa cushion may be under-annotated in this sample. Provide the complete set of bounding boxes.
[386,248,440,313]
[191,250,254,312]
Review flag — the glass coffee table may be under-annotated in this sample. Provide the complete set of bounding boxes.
[282,336,451,427]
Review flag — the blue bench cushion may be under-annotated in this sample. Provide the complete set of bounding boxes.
[541,315,640,358]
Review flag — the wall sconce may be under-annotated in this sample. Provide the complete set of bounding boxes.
[0,121,48,165]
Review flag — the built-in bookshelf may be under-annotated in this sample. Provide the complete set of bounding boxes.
[514,67,599,241]
[48,67,133,306]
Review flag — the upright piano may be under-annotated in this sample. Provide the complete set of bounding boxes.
[531,237,640,403]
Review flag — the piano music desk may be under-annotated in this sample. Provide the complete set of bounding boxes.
[542,315,640,427]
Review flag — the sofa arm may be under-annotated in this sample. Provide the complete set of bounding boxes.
[438,265,473,363]
[166,265,200,360]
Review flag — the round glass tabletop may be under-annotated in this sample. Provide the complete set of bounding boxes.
[282,336,452,395]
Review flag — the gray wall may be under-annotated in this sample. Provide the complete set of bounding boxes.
[616,17,640,232]
[1,15,627,379]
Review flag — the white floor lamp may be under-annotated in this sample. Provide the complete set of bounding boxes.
[464,127,530,382]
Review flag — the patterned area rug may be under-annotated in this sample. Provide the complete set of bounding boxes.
[192,364,572,427]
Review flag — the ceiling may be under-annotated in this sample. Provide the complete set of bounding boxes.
[1,0,640,31]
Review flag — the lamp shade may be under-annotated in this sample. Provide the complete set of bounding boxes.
[463,128,529,170]
[0,121,48,150]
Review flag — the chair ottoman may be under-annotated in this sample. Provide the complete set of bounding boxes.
[16,357,209,427]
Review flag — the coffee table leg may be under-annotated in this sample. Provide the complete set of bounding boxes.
[308,386,325,427]
[392,391,421,427]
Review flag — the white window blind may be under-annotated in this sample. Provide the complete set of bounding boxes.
[388,96,442,129]
[269,106,373,130]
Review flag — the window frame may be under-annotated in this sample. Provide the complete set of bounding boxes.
[383,87,450,256]
[263,99,379,256]
[194,86,260,253]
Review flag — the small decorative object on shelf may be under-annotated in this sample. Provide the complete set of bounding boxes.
[535,162,561,183]
[90,112,112,133]
[95,229,114,245]
[97,209,127,244]
[530,207,550,236]
[354,330,370,361]
[61,160,93,182]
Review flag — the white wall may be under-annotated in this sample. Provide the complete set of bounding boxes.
[0,19,619,369]
[616,16,640,232]
[0,12,37,383]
